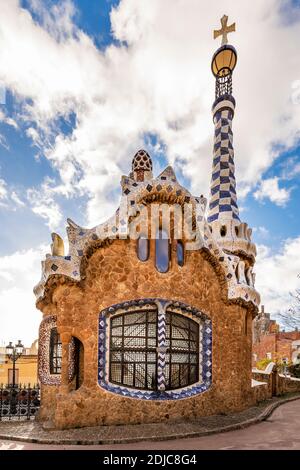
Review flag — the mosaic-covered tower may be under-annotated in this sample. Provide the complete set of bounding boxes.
[208,15,256,288]
[34,16,261,430]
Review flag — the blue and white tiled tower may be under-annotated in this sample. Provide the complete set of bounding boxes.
[208,16,256,266]
[208,16,239,227]
[208,93,239,224]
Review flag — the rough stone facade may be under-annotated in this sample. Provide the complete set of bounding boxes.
[36,238,257,429]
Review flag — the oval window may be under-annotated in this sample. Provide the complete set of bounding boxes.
[155,229,169,273]
[137,236,149,262]
[177,241,184,267]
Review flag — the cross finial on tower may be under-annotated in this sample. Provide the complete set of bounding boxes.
[214,15,236,46]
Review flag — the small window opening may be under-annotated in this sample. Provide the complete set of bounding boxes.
[177,241,184,267]
[155,229,169,273]
[137,236,149,262]
[220,226,227,237]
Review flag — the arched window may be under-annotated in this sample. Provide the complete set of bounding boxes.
[73,337,84,390]
[49,328,62,375]
[137,236,149,262]
[109,308,199,391]
[155,229,169,273]
[176,241,184,267]
[220,225,227,237]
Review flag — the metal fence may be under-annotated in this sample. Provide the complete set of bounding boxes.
[0,384,40,421]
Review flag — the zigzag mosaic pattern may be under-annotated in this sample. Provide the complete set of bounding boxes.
[98,298,212,401]
[208,95,240,223]
[157,310,167,391]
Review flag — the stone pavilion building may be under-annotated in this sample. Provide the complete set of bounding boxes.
[34,17,261,429]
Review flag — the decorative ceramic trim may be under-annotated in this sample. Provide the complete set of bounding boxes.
[34,154,260,310]
[157,305,167,391]
[33,164,207,302]
[98,299,212,400]
[208,102,239,223]
[38,315,75,386]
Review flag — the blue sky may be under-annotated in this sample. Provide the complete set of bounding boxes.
[0,0,300,345]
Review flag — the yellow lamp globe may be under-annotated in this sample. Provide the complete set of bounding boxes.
[211,45,237,78]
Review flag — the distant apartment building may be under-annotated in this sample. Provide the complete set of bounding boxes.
[0,340,38,386]
[253,306,300,366]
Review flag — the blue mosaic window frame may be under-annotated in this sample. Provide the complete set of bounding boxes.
[98,299,212,400]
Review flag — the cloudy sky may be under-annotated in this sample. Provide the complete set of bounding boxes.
[0,0,299,346]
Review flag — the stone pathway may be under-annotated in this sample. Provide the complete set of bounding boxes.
[1,398,300,450]
[0,393,300,447]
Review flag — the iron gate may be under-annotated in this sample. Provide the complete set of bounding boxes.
[0,384,40,421]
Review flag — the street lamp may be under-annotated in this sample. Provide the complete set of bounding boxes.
[5,340,24,388]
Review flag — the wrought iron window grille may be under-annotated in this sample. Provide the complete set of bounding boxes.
[109,308,200,391]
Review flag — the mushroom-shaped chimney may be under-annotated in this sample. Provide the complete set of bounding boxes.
[131,149,153,182]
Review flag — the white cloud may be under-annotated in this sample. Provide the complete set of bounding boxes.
[255,237,300,316]
[0,175,26,211]
[292,79,300,105]
[0,109,18,129]
[0,178,7,200]
[26,127,40,146]
[10,191,25,208]
[0,0,299,226]
[0,134,9,151]
[253,226,270,239]
[0,109,18,150]
[280,156,300,180]
[254,177,292,206]
[0,246,46,346]
[27,177,63,230]
[27,0,76,41]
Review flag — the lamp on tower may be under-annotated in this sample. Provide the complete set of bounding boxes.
[212,15,237,99]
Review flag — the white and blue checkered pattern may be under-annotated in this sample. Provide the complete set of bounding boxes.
[208,96,240,224]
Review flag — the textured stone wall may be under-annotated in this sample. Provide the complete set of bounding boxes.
[37,385,58,422]
[38,238,255,429]
[252,370,300,398]
[252,382,269,404]
[252,371,274,397]
[277,374,300,394]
